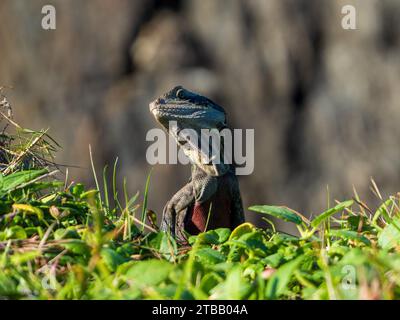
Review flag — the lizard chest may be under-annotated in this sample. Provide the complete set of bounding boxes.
[185,174,233,234]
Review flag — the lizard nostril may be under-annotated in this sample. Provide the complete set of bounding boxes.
[156,98,165,104]
[150,98,165,111]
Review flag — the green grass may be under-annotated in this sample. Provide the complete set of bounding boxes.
[1,96,400,299]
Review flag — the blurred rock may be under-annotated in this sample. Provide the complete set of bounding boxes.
[0,0,399,233]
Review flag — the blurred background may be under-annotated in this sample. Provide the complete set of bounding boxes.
[0,0,399,234]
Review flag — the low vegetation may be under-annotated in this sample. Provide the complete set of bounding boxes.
[1,94,400,300]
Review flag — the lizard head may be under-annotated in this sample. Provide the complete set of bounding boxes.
[149,86,230,176]
[149,85,227,132]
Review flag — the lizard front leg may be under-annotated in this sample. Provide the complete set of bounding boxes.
[160,182,195,242]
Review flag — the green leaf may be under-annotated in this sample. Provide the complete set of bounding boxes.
[80,189,99,200]
[17,181,63,194]
[311,200,354,228]
[263,253,284,268]
[5,226,27,239]
[214,228,231,243]
[101,248,127,272]
[329,229,371,246]
[125,259,173,286]
[200,273,221,294]
[197,228,231,245]
[231,231,268,255]
[140,170,152,232]
[373,198,394,225]
[0,169,48,195]
[71,183,85,197]
[229,222,256,240]
[266,255,304,299]
[378,218,400,250]
[10,250,41,265]
[211,266,251,299]
[53,228,80,240]
[148,232,177,261]
[0,274,17,296]
[12,203,44,220]
[195,248,226,265]
[249,205,303,225]
[40,193,58,203]
[61,240,90,256]
[225,267,252,299]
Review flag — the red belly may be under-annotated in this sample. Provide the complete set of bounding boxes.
[185,175,232,234]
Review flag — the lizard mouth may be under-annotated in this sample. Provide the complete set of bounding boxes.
[149,97,166,113]
[149,101,158,113]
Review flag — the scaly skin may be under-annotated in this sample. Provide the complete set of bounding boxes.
[149,86,244,243]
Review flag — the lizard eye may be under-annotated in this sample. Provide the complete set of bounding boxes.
[176,89,185,99]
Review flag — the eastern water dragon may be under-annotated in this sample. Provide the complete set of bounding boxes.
[149,86,244,242]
